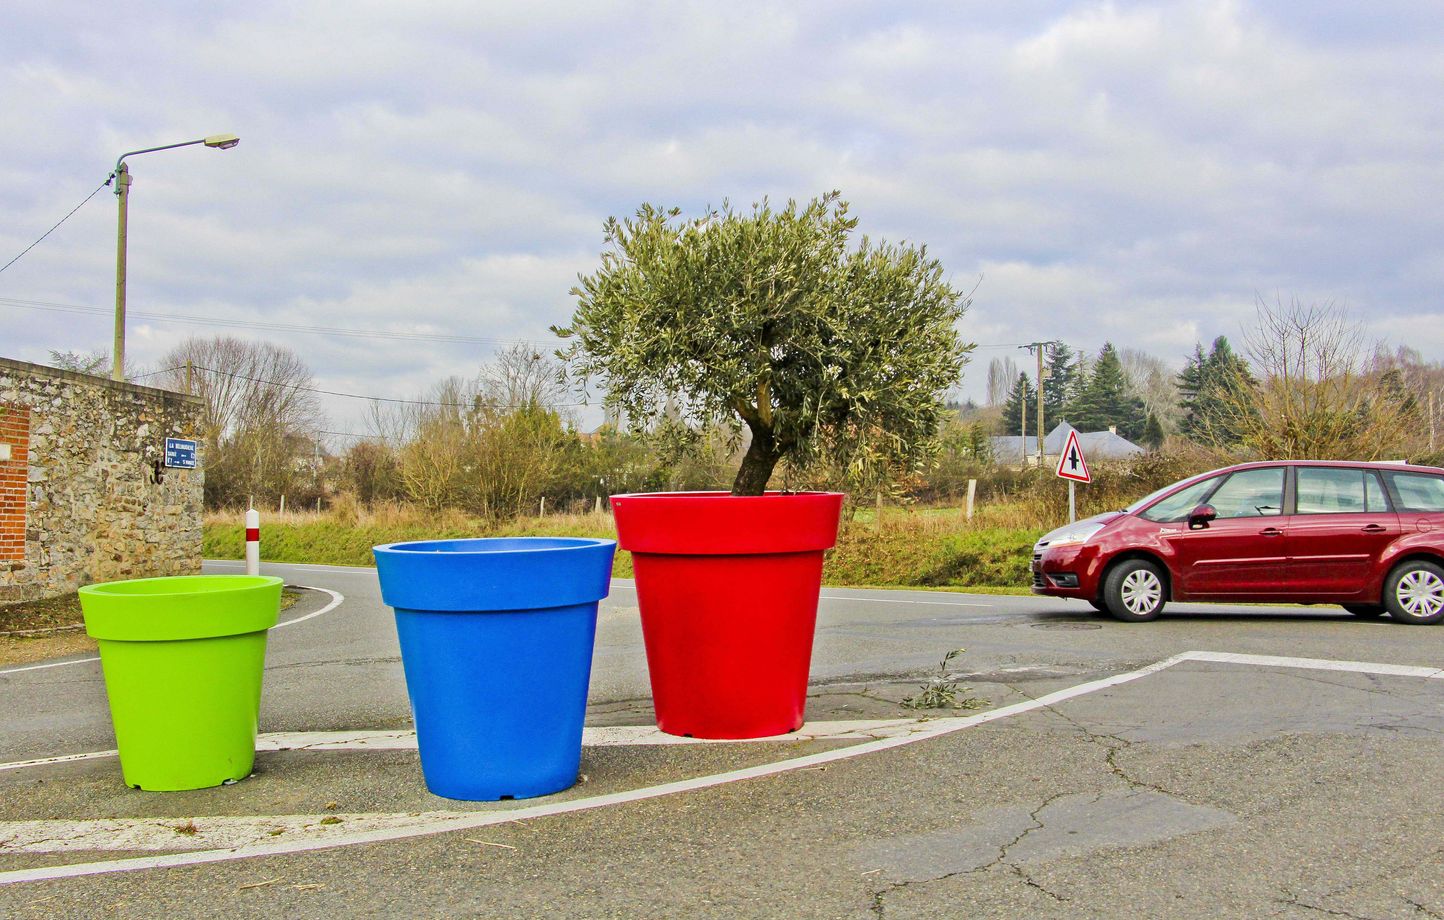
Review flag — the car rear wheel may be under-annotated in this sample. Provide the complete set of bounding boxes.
[1341,604,1385,617]
[1103,559,1167,622]
[1384,560,1444,625]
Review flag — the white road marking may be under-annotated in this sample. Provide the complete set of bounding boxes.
[0,655,100,675]
[270,586,343,631]
[3,649,1438,884]
[0,812,469,854]
[0,719,970,774]
[818,594,992,607]
[1183,650,1444,679]
[0,749,118,773]
[0,586,343,678]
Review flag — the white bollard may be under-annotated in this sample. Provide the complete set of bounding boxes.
[245,508,260,576]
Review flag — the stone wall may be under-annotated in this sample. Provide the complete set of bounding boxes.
[0,357,205,603]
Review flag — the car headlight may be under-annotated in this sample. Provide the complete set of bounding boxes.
[1046,523,1105,547]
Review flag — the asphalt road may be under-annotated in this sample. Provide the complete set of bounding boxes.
[2,561,1442,918]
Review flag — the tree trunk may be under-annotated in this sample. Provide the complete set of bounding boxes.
[732,422,780,496]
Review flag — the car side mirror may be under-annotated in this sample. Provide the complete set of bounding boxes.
[1188,504,1217,530]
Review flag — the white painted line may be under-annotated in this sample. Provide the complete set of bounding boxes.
[207,561,378,574]
[0,655,100,676]
[0,719,959,773]
[0,749,119,773]
[1183,650,1444,679]
[0,653,1193,885]
[2,649,1438,885]
[0,586,343,678]
[818,594,992,608]
[1,811,468,854]
[271,585,343,631]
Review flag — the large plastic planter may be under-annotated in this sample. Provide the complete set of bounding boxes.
[78,575,283,791]
[609,491,844,739]
[372,537,616,801]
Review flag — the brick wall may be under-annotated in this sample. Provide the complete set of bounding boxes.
[0,358,205,603]
[0,405,29,562]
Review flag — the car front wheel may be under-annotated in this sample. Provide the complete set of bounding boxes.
[1384,560,1444,625]
[1103,559,1167,622]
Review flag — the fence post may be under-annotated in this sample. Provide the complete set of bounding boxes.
[245,508,260,577]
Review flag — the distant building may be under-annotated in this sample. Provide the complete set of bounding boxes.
[990,420,1144,467]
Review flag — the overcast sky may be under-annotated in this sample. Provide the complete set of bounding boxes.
[2,0,1441,438]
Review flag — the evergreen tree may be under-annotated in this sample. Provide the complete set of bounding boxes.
[1142,411,1165,450]
[1042,342,1080,431]
[998,372,1036,437]
[1068,343,1147,440]
[1177,336,1257,445]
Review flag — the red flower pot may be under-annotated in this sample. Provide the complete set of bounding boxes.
[609,491,844,739]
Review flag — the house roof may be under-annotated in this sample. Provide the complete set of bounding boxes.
[990,421,1144,461]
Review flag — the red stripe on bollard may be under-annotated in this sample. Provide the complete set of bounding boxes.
[245,528,260,542]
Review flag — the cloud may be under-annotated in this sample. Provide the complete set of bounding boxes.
[2,0,1441,426]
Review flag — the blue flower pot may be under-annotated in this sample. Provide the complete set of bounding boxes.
[373,537,616,801]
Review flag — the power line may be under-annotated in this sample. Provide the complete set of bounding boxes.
[183,363,589,409]
[0,297,542,348]
[0,178,113,276]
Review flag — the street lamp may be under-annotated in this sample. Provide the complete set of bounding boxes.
[112,134,240,381]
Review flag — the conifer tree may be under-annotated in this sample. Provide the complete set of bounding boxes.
[1142,411,1165,450]
[1042,342,1080,431]
[1177,336,1257,445]
[999,372,1036,437]
[1068,343,1147,439]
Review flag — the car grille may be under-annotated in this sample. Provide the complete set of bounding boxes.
[1032,552,1045,588]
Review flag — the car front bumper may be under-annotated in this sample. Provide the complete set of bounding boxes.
[1031,542,1104,599]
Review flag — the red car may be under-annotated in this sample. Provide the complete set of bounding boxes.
[1032,460,1444,623]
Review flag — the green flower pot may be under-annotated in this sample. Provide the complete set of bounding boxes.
[79,575,283,791]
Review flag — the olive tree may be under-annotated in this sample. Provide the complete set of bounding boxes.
[555,193,973,496]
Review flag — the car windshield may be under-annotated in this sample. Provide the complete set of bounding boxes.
[1123,472,1216,515]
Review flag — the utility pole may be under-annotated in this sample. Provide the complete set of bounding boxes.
[1021,342,1053,469]
[1019,382,1027,465]
[112,163,131,381]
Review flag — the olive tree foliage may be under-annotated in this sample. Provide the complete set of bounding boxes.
[155,336,323,508]
[556,193,974,496]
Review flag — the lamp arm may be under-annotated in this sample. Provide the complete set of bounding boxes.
[114,138,208,174]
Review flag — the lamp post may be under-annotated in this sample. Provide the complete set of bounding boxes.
[112,134,240,381]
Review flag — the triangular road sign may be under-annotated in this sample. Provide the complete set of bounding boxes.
[1055,429,1091,483]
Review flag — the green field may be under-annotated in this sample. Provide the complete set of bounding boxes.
[204,508,1045,592]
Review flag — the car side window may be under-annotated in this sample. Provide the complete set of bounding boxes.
[1365,472,1390,512]
[1138,477,1219,523]
[1387,472,1444,512]
[1208,467,1285,519]
[1296,467,1373,514]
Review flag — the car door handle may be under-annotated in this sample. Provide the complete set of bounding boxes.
[1361,524,1387,534]
[1259,527,1283,537]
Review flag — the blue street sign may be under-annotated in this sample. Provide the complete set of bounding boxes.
[164,438,198,469]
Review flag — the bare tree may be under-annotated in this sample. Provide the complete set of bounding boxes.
[480,342,569,409]
[155,337,324,507]
[1119,348,1182,433]
[386,346,576,518]
[984,356,1017,407]
[1219,298,1422,460]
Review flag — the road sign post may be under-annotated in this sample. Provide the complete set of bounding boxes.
[1054,429,1091,523]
